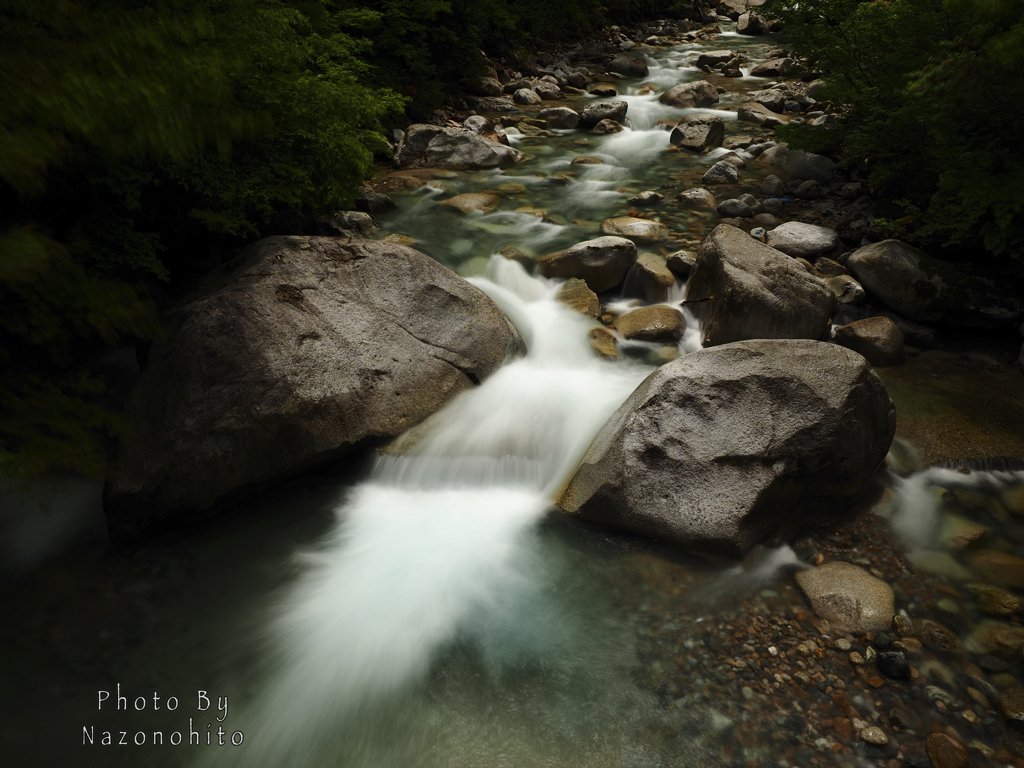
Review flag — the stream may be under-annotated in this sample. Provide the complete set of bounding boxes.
[4,20,1024,768]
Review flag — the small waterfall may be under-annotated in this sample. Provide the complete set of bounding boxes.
[209,258,654,767]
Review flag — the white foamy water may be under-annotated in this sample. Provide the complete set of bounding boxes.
[210,259,655,766]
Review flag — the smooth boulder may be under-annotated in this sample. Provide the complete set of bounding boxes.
[538,236,638,293]
[537,107,580,130]
[104,237,523,541]
[688,224,836,346]
[395,124,525,170]
[557,340,896,556]
[600,216,670,243]
[847,239,1021,328]
[608,55,649,78]
[796,562,896,633]
[658,81,720,108]
[833,316,905,366]
[766,221,841,258]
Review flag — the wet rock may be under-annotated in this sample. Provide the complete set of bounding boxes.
[702,161,740,185]
[796,562,896,633]
[570,155,604,165]
[877,650,911,680]
[538,236,637,293]
[942,516,989,550]
[965,621,1024,656]
[750,58,795,77]
[441,192,501,214]
[499,246,533,272]
[926,733,969,768]
[1000,688,1024,733]
[629,191,664,205]
[395,124,526,170]
[557,278,600,318]
[589,327,619,359]
[591,118,624,134]
[717,199,753,218]
[827,275,866,305]
[614,305,685,342]
[833,317,905,367]
[756,143,837,183]
[737,11,767,35]
[766,221,841,259]
[608,55,649,77]
[601,216,670,243]
[969,584,1022,616]
[893,615,913,636]
[635,253,676,302]
[968,549,1024,588]
[859,727,888,746]
[677,187,717,210]
[104,237,522,541]
[666,250,697,278]
[687,224,837,346]
[847,239,1021,328]
[580,101,629,128]
[919,619,963,655]
[310,210,378,237]
[795,179,825,199]
[513,88,543,105]
[588,84,617,97]
[696,50,735,68]
[659,80,720,108]
[558,339,896,556]
[670,114,725,152]
[537,107,580,129]
[750,89,786,113]
[738,101,782,127]
[355,186,396,215]
[761,175,786,197]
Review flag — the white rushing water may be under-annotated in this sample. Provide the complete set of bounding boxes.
[210,259,659,767]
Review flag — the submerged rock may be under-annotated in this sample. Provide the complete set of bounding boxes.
[601,216,670,243]
[847,239,1021,328]
[395,124,525,170]
[557,339,896,556]
[538,236,637,293]
[440,192,500,214]
[687,224,836,347]
[104,237,522,542]
[795,562,896,633]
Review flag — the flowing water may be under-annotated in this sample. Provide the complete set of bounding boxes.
[6,21,1024,768]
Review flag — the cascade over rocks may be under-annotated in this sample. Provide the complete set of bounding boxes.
[395,124,526,170]
[557,340,896,556]
[687,224,836,346]
[847,239,1022,328]
[104,237,523,542]
[538,236,638,293]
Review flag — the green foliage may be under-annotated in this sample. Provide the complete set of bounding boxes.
[1,0,401,479]
[769,0,1024,262]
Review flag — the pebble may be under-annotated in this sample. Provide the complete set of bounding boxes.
[877,650,911,680]
[892,615,913,636]
[836,638,852,651]
[860,726,888,746]
[849,651,865,665]
[926,733,969,768]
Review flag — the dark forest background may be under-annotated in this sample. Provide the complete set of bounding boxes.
[1,0,1021,479]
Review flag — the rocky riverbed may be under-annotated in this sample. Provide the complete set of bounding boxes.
[4,5,1024,768]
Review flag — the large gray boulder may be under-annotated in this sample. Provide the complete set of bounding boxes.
[104,237,523,541]
[557,340,896,556]
[579,101,629,129]
[659,81,720,108]
[750,57,794,77]
[538,236,638,293]
[394,124,525,170]
[847,239,1021,328]
[737,11,767,35]
[670,114,725,152]
[687,224,837,346]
